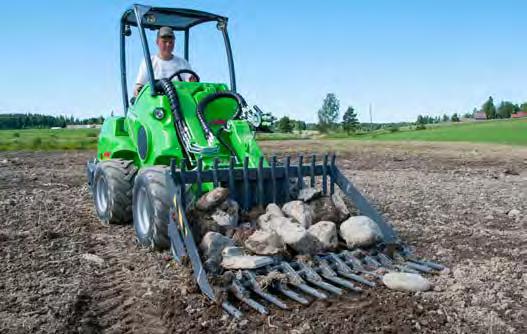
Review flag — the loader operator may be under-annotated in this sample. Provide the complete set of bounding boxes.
[134,26,196,96]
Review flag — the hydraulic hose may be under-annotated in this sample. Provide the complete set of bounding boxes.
[195,91,247,143]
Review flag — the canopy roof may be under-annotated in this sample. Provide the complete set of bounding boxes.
[122,6,227,31]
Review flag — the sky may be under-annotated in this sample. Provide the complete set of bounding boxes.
[0,0,526,123]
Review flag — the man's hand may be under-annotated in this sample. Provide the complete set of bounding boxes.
[134,84,144,97]
[189,75,198,82]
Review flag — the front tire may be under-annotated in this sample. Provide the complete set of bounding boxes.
[132,166,171,249]
[93,159,137,225]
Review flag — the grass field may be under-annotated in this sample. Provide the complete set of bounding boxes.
[1,118,525,150]
[361,118,527,145]
[0,128,99,150]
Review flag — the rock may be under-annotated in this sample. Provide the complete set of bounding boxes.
[222,246,245,257]
[81,253,105,266]
[382,272,431,292]
[196,187,229,211]
[309,197,343,224]
[282,200,314,228]
[0,159,8,165]
[297,187,321,202]
[199,232,235,273]
[266,203,284,217]
[308,221,338,250]
[231,225,256,245]
[274,221,320,254]
[507,209,520,219]
[257,214,294,232]
[244,230,286,255]
[211,199,239,227]
[331,192,350,221]
[221,255,274,269]
[339,216,382,248]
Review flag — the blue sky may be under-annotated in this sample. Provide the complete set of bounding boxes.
[0,1,526,123]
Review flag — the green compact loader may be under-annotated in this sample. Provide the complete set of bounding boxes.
[87,4,443,318]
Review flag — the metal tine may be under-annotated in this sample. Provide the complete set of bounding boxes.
[403,261,433,273]
[330,154,336,195]
[392,252,433,273]
[179,159,187,207]
[230,280,268,315]
[297,155,304,190]
[242,156,250,211]
[257,157,264,208]
[228,156,236,199]
[243,271,288,309]
[222,301,243,319]
[374,253,417,273]
[284,156,291,202]
[398,252,445,271]
[271,155,277,203]
[322,154,328,195]
[316,258,362,292]
[326,253,376,287]
[341,251,383,279]
[394,264,420,274]
[276,283,309,305]
[310,154,316,187]
[280,262,328,299]
[296,262,344,295]
[196,158,203,198]
[212,158,219,187]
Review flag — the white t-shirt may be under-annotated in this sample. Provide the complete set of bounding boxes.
[135,54,192,85]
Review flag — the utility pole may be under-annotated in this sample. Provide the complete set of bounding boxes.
[369,103,373,131]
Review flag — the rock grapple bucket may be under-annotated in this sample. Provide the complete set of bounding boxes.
[166,155,443,318]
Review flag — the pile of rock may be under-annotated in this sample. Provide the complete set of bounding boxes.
[194,186,383,274]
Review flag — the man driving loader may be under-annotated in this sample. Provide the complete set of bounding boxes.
[134,26,196,96]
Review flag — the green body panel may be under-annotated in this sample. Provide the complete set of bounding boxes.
[97,81,266,172]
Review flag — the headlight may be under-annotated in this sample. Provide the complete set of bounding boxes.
[153,108,165,120]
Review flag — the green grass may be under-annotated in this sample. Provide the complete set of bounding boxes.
[358,118,527,145]
[1,118,525,151]
[0,128,99,151]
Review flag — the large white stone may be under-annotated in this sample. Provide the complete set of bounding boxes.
[282,200,314,228]
[297,187,321,202]
[274,221,319,254]
[308,221,338,250]
[332,192,350,221]
[266,203,284,217]
[221,255,274,269]
[382,272,431,292]
[339,216,382,248]
[196,187,229,211]
[199,232,235,261]
[244,230,285,255]
[257,214,294,232]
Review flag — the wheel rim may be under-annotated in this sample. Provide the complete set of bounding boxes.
[95,176,109,214]
[135,187,151,236]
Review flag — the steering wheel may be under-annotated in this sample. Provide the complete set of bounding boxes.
[168,69,200,82]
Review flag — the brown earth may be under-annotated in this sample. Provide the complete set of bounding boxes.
[0,140,526,333]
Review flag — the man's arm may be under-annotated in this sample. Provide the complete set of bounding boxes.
[134,61,147,96]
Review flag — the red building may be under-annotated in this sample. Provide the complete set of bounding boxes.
[474,111,487,120]
[511,111,527,118]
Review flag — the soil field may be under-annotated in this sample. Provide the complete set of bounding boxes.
[1,141,526,333]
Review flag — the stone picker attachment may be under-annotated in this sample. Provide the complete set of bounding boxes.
[165,154,444,318]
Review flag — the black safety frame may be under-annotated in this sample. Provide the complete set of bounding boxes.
[119,4,237,114]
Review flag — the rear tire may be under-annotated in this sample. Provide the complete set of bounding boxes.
[132,166,171,249]
[93,159,137,225]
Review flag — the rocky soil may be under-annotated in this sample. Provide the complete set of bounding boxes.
[0,141,525,333]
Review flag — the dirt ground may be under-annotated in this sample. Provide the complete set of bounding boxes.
[1,140,526,333]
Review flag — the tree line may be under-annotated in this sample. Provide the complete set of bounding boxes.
[0,113,105,130]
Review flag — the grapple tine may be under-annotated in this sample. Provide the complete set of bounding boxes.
[316,259,362,292]
[212,158,219,187]
[230,280,268,315]
[257,157,264,208]
[297,155,304,189]
[326,253,376,287]
[242,156,250,211]
[284,156,291,201]
[276,283,310,305]
[243,271,288,309]
[280,262,328,299]
[342,252,383,279]
[394,264,420,274]
[271,155,277,203]
[297,262,343,295]
[406,258,445,271]
[403,261,433,273]
[310,154,316,187]
[322,154,328,195]
[222,301,243,319]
